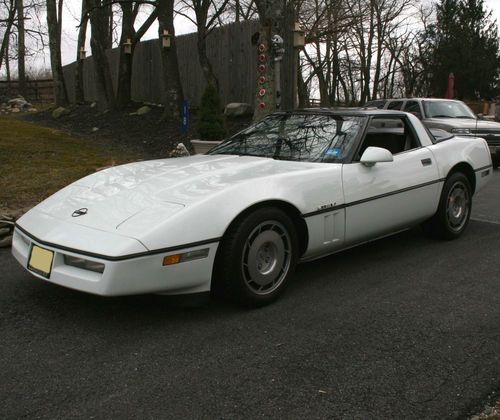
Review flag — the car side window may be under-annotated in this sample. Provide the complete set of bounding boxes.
[387,101,403,110]
[364,100,386,109]
[404,101,423,118]
[354,116,421,161]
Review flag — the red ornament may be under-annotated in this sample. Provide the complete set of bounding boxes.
[259,102,266,109]
[258,54,266,62]
[258,76,266,84]
[258,64,265,73]
[258,43,266,52]
[259,88,266,97]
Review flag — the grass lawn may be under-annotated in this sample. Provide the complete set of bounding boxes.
[0,116,134,213]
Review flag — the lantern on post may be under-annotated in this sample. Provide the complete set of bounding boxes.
[161,30,172,49]
[79,47,86,60]
[292,22,305,48]
[123,38,132,54]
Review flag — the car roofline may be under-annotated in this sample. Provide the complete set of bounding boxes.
[269,108,410,117]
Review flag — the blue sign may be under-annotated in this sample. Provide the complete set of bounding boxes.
[181,100,189,134]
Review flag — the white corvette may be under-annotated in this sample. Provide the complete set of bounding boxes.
[12,110,493,305]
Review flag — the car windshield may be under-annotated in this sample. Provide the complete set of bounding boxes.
[208,113,365,162]
[423,101,476,119]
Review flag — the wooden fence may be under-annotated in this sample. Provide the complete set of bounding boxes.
[0,79,55,103]
[63,20,260,107]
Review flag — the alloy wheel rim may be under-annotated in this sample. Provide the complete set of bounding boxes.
[242,221,291,295]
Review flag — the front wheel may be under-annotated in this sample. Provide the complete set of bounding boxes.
[421,172,472,240]
[212,207,299,306]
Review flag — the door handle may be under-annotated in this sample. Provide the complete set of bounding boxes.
[421,158,432,166]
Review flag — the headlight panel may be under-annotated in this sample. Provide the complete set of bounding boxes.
[64,255,105,273]
[451,128,471,134]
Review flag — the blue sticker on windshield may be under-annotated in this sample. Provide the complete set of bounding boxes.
[324,147,342,158]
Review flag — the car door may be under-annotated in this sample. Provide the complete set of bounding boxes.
[342,115,441,245]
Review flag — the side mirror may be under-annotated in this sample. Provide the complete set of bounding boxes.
[476,113,483,120]
[360,147,394,167]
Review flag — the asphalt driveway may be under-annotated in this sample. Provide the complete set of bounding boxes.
[0,171,499,419]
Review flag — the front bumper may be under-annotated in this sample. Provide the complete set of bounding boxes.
[12,228,219,296]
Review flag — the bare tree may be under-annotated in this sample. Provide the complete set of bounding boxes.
[16,0,26,95]
[176,0,230,91]
[0,0,16,74]
[85,0,116,110]
[74,0,88,103]
[116,1,157,108]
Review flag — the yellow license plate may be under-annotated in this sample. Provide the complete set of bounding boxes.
[28,245,54,278]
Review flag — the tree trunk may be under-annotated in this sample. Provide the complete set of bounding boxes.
[116,2,134,108]
[104,3,113,49]
[75,6,88,104]
[157,0,183,120]
[16,0,26,97]
[5,37,12,93]
[297,64,309,108]
[252,25,275,121]
[86,0,115,110]
[338,73,349,105]
[279,1,298,110]
[196,28,219,91]
[115,4,156,109]
[0,0,16,73]
[46,0,69,106]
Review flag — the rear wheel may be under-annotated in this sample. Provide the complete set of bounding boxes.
[212,207,299,306]
[422,172,472,240]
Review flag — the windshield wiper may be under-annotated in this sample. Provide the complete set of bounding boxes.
[456,115,475,119]
[430,114,453,118]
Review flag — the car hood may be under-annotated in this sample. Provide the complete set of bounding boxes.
[30,154,318,237]
[425,117,500,130]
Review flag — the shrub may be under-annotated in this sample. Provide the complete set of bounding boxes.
[196,83,226,140]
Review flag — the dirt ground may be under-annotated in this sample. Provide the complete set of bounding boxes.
[21,103,253,160]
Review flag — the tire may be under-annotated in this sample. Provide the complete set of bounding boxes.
[212,207,299,306]
[493,158,499,169]
[421,172,472,240]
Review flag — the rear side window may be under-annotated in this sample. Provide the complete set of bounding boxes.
[364,100,386,109]
[387,101,404,110]
[404,101,421,114]
[354,116,421,160]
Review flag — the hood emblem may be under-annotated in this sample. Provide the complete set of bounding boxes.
[72,208,88,217]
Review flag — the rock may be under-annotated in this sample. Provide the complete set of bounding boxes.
[136,106,151,115]
[27,108,38,112]
[91,127,99,132]
[8,97,29,108]
[169,143,190,158]
[0,235,12,248]
[52,107,70,119]
[90,102,97,108]
[224,102,253,117]
[10,108,20,113]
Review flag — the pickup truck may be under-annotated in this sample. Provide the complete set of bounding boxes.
[363,98,500,167]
